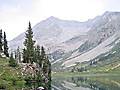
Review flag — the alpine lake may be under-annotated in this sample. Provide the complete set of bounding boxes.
[0,74,120,90]
[5,73,120,90]
[52,75,120,90]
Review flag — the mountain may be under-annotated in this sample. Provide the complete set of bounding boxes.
[62,12,120,67]
[9,11,120,71]
[9,16,91,52]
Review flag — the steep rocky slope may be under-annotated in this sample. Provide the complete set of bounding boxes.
[9,11,120,70]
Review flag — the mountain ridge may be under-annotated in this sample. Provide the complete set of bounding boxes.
[9,11,120,70]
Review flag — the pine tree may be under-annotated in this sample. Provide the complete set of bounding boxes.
[41,47,50,73]
[33,45,39,63]
[14,51,17,60]
[41,46,47,73]
[22,48,28,63]
[16,47,21,63]
[47,56,51,90]
[0,29,3,53]
[34,45,43,86]
[35,46,44,84]
[36,45,41,66]
[41,46,51,90]
[3,32,9,57]
[9,53,17,67]
[23,22,35,63]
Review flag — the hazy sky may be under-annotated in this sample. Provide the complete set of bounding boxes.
[0,0,120,40]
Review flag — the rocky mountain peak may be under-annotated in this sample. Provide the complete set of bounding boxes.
[9,11,120,69]
[47,16,59,21]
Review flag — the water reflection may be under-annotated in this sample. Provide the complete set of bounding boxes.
[52,76,120,90]
[1,76,120,90]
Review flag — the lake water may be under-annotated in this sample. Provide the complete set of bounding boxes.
[52,76,120,90]
[1,76,120,90]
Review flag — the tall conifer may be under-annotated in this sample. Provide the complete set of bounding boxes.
[3,32,9,57]
[41,46,51,89]
[0,29,3,52]
[16,47,21,63]
[23,22,35,63]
